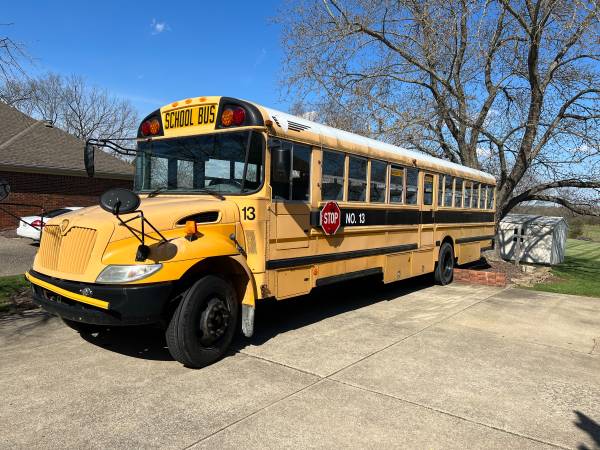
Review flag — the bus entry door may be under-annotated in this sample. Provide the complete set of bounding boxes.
[272,202,310,250]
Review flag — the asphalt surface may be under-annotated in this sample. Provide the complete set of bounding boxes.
[1,278,599,449]
[0,235,37,276]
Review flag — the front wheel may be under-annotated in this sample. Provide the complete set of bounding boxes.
[434,242,454,285]
[166,275,239,368]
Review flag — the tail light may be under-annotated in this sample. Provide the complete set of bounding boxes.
[221,107,246,127]
[31,219,45,229]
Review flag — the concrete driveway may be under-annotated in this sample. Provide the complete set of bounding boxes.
[1,277,599,449]
[0,234,37,276]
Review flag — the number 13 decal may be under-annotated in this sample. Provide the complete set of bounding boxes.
[242,206,255,220]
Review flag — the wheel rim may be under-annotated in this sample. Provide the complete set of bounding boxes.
[199,297,231,346]
[442,250,453,280]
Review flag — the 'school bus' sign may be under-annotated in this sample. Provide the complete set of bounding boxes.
[320,201,342,235]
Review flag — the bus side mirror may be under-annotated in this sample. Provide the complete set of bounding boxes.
[271,145,291,184]
[84,141,95,178]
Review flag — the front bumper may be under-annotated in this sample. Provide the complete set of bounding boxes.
[26,270,173,326]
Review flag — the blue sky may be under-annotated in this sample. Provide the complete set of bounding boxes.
[4,0,287,116]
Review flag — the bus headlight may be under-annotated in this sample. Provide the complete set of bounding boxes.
[96,264,163,283]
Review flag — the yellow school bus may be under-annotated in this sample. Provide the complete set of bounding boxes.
[26,96,496,368]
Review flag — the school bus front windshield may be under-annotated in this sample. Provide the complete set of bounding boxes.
[134,130,264,195]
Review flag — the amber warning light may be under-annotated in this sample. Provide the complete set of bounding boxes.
[221,107,245,127]
[140,118,161,136]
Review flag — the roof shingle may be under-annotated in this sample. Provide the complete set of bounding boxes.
[0,102,133,179]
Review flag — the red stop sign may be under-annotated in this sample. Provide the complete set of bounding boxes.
[320,201,341,235]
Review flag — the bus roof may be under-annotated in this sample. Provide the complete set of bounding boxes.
[153,96,496,185]
[256,104,496,185]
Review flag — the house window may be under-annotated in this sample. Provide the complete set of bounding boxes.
[370,160,387,203]
[322,150,345,201]
[347,156,367,201]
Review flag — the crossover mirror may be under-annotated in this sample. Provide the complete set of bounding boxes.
[100,188,141,215]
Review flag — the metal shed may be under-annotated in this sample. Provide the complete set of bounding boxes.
[498,214,568,265]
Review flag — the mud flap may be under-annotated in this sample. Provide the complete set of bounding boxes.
[241,304,255,337]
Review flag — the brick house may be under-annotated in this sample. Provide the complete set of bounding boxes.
[0,102,133,230]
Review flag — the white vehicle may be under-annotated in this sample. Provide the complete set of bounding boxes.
[17,207,83,241]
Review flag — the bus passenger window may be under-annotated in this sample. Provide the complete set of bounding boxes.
[292,145,311,200]
[444,176,454,207]
[406,167,419,204]
[477,184,484,209]
[455,178,463,208]
[370,160,387,203]
[348,156,367,201]
[438,175,444,206]
[464,181,472,208]
[486,185,494,209]
[423,174,434,206]
[390,166,404,203]
[271,142,311,201]
[270,141,293,200]
[322,150,345,201]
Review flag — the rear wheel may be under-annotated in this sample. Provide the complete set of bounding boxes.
[166,275,239,368]
[62,318,103,335]
[434,242,454,285]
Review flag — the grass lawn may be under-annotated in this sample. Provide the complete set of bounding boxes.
[581,224,600,242]
[0,274,29,312]
[533,239,600,298]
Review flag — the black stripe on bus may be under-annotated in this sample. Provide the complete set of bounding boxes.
[455,234,495,244]
[309,209,494,227]
[436,211,495,224]
[265,243,418,270]
[315,268,383,287]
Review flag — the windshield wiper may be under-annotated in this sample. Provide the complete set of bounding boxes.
[145,186,225,200]
[196,188,226,201]
[147,186,168,198]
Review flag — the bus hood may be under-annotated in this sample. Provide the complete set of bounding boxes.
[32,195,239,282]
[62,196,236,242]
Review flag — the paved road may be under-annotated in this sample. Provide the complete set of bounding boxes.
[1,278,599,449]
[0,235,37,276]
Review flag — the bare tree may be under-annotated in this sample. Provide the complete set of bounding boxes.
[278,0,600,221]
[1,72,138,141]
[0,24,27,84]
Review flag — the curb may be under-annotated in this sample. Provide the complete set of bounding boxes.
[454,268,507,287]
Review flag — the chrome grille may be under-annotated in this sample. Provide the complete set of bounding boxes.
[38,225,97,274]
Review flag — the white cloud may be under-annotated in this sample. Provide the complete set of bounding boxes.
[252,48,267,68]
[151,19,170,35]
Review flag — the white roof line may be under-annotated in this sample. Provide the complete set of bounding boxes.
[262,106,495,182]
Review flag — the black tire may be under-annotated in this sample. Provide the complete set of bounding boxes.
[434,242,455,285]
[62,318,103,335]
[166,275,239,368]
